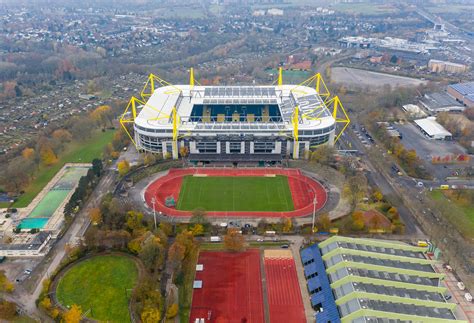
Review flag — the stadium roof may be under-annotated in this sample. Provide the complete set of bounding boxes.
[414,117,452,139]
[134,84,335,132]
[301,236,465,323]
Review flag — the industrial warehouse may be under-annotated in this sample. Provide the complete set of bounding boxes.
[120,69,350,163]
[301,236,467,323]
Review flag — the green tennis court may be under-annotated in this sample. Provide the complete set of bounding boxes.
[177,175,294,212]
[28,190,70,218]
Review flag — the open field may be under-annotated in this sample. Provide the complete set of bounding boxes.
[177,175,294,212]
[331,67,427,89]
[430,190,474,240]
[190,250,264,323]
[10,130,114,208]
[330,3,398,15]
[426,5,474,14]
[56,255,138,322]
[267,68,312,84]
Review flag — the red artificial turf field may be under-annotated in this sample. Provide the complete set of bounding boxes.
[144,168,327,217]
[190,250,264,323]
[264,257,306,323]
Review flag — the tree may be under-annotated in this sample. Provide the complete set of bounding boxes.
[2,156,34,193]
[311,145,335,166]
[372,190,383,202]
[0,270,14,293]
[62,304,82,323]
[52,129,73,143]
[92,159,103,177]
[316,214,331,232]
[168,242,186,272]
[166,303,179,319]
[0,299,17,320]
[190,208,209,226]
[351,211,365,231]
[179,146,189,158]
[22,147,35,160]
[40,144,58,166]
[126,211,144,233]
[117,160,130,176]
[281,218,293,233]
[141,306,161,323]
[224,229,245,252]
[89,208,102,225]
[90,105,113,128]
[143,153,156,166]
[191,223,204,236]
[139,236,165,272]
[159,222,173,237]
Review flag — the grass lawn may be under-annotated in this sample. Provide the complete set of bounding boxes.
[176,175,294,212]
[178,247,199,323]
[11,130,114,208]
[56,255,138,322]
[430,190,474,240]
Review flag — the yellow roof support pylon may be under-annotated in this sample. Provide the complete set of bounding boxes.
[326,95,350,143]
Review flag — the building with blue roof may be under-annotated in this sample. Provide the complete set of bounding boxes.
[447,82,474,108]
[300,236,466,323]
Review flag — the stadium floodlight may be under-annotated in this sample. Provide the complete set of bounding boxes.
[151,197,157,230]
[312,194,318,233]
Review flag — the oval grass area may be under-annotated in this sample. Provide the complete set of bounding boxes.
[56,255,138,322]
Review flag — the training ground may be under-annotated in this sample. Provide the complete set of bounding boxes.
[144,168,327,217]
[190,249,306,323]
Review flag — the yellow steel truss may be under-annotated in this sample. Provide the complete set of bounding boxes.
[121,68,349,157]
[289,72,350,145]
[326,95,350,142]
[292,105,299,157]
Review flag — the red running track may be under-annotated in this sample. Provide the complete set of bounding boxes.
[190,250,264,323]
[264,257,306,323]
[144,168,327,218]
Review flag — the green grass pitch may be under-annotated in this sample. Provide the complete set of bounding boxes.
[176,175,294,212]
[56,255,138,322]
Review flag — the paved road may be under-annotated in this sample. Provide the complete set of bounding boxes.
[343,127,422,235]
[13,170,117,318]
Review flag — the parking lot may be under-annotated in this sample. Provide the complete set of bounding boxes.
[397,122,471,180]
[0,257,41,284]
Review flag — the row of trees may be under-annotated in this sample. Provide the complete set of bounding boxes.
[370,122,429,179]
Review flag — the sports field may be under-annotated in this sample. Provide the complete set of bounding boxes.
[176,175,294,212]
[190,250,264,322]
[56,255,138,322]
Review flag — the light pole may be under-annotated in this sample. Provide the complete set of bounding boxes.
[312,192,317,233]
[151,197,157,230]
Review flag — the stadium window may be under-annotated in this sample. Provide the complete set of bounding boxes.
[196,142,217,153]
[254,142,275,153]
[229,142,242,153]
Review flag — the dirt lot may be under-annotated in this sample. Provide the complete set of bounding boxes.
[331,67,428,88]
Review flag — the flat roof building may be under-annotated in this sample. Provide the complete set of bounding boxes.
[414,117,452,140]
[419,92,465,114]
[300,236,465,323]
[447,82,474,109]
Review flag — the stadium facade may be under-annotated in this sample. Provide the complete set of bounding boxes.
[121,69,349,163]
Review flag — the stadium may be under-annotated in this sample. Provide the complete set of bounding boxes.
[121,69,348,217]
[120,68,350,164]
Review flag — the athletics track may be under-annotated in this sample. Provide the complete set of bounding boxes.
[144,168,327,218]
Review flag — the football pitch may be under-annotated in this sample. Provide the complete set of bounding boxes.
[176,175,294,212]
